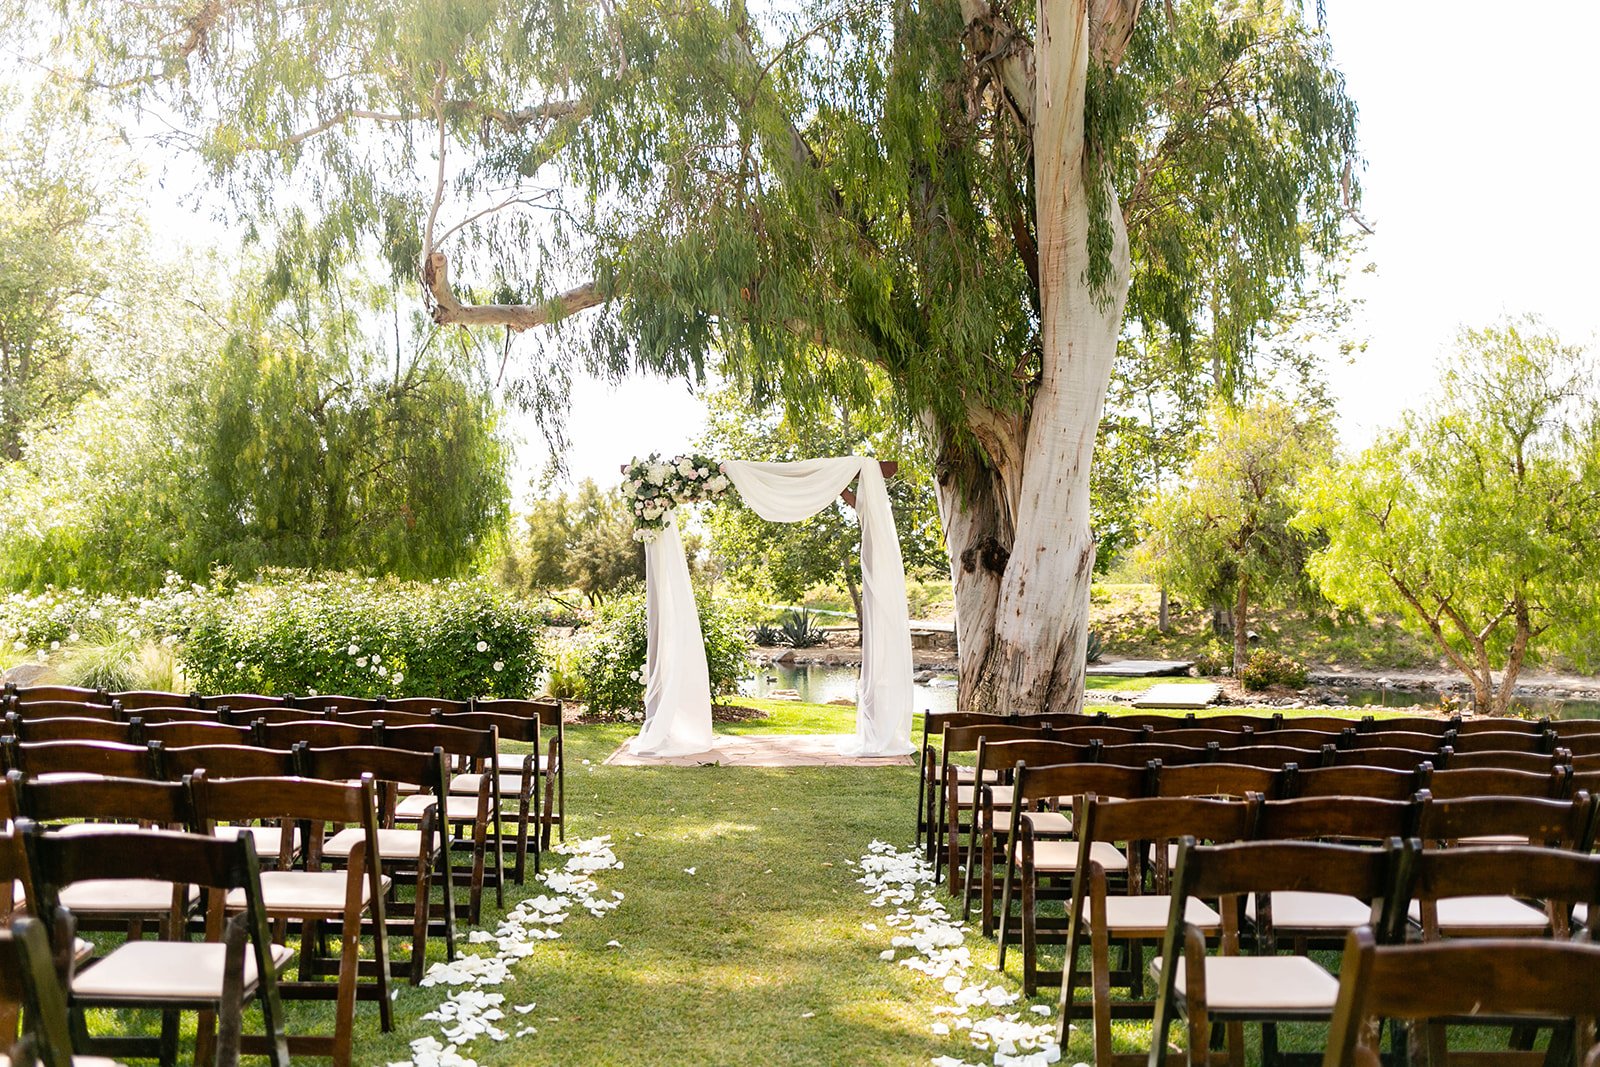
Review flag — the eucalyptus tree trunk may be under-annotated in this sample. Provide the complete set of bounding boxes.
[939,0,1133,717]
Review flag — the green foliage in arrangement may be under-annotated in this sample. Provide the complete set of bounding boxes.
[572,585,754,718]
[177,573,543,700]
[1296,318,1600,715]
[1236,648,1308,691]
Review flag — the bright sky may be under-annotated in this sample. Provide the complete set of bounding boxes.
[132,2,1600,497]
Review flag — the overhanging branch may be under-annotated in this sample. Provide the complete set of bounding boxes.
[424,251,604,330]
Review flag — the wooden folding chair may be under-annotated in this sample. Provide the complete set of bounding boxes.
[915,712,1032,853]
[133,707,226,726]
[8,773,198,940]
[1147,838,1408,1067]
[2,741,162,783]
[441,708,554,879]
[108,691,194,712]
[1056,795,1256,1065]
[1321,745,1438,772]
[0,916,101,1067]
[252,720,375,750]
[142,720,254,749]
[1425,765,1570,800]
[1379,844,1600,1063]
[289,694,381,714]
[935,722,1058,888]
[1095,743,1214,769]
[1324,928,1600,1067]
[8,688,107,708]
[4,704,117,723]
[1446,748,1570,773]
[189,774,392,1065]
[1289,764,1430,801]
[382,724,504,923]
[2,716,137,746]
[385,696,471,715]
[996,761,1153,993]
[962,739,1093,932]
[23,825,292,1066]
[456,698,565,853]
[297,746,458,984]
[196,694,288,712]
[1450,729,1557,755]
[162,746,302,866]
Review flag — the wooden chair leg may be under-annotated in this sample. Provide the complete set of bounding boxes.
[1020,846,1038,995]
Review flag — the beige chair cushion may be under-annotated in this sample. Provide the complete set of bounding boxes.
[956,785,1015,808]
[1154,954,1340,1012]
[1092,895,1220,938]
[227,871,388,917]
[1246,891,1373,931]
[1407,895,1550,933]
[58,880,199,916]
[323,827,430,860]
[1576,902,1589,926]
[985,810,1072,836]
[0,1055,126,1066]
[451,772,526,796]
[212,825,300,857]
[936,765,1000,784]
[395,793,492,821]
[73,940,294,1001]
[53,822,147,837]
[1017,839,1128,873]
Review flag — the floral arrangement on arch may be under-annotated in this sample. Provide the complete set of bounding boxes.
[621,453,732,541]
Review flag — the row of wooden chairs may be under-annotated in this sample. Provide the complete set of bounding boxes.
[3,733,505,926]
[1,690,567,868]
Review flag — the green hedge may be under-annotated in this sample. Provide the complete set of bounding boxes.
[179,574,543,700]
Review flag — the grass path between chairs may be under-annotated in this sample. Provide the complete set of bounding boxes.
[120,698,1430,1065]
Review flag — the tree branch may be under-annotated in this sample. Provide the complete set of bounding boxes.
[424,251,603,331]
[960,0,1036,126]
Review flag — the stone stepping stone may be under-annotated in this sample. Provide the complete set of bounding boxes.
[1133,682,1221,710]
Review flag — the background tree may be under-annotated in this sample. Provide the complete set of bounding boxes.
[1138,398,1334,673]
[1295,319,1600,715]
[695,383,947,624]
[41,0,1361,713]
[499,480,645,603]
[0,87,139,460]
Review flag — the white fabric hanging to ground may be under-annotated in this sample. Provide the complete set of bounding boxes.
[629,513,715,757]
[628,455,915,759]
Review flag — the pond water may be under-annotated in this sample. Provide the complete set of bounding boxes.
[741,663,960,713]
[1334,687,1600,720]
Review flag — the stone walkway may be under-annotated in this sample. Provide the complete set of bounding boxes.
[603,733,916,768]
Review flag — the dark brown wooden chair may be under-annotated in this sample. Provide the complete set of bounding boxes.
[996,761,1153,991]
[382,724,504,922]
[128,706,225,726]
[1290,764,1430,801]
[934,722,1058,887]
[1186,714,1285,733]
[386,696,472,715]
[1056,795,1256,1065]
[1450,729,1557,755]
[8,688,106,707]
[297,745,457,983]
[1149,728,1247,750]
[1095,742,1214,768]
[143,720,254,749]
[196,694,287,712]
[3,715,137,746]
[1448,747,1571,773]
[288,694,381,713]
[245,707,325,727]
[1556,733,1600,759]
[1202,745,1321,771]
[915,712,1026,852]
[1324,927,1600,1067]
[440,709,553,880]
[3,740,162,782]
[1153,762,1285,800]
[1553,719,1600,738]
[8,772,197,943]
[1321,745,1437,772]
[189,774,391,1065]
[1360,716,1454,736]
[107,691,194,711]
[161,746,302,867]
[1425,766,1570,800]
[1148,838,1407,1067]
[1344,729,1447,753]
[332,708,433,728]
[0,916,88,1067]
[961,738,1093,932]
[1452,716,1546,735]
[22,825,292,1066]
[4,703,117,723]
[1257,729,1344,751]
[252,720,375,750]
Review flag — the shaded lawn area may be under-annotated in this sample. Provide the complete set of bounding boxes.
[88,699,1445,1065]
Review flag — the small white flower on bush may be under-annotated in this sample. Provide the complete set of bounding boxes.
[348,644,360,655]
[392,672,404,684]
[356,656,369,667]
[234,659,246,670]
[476,641,488,652]
[493,660,504,672]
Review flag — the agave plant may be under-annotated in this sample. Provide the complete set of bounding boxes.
[778,609,826,649]
[1085,630,1103,664]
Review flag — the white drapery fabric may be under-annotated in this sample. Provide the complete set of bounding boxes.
[629,455,915,758]
[630,513,716,757]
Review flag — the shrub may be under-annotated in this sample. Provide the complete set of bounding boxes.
[1085,630,1103,664]
[1191,639,1234,677]
[179,573,543,700]
[751,623,783,647]
[541,639,587,701]
[778,608,826,649]
[574,585,754,718]
[1237,648,1308,691]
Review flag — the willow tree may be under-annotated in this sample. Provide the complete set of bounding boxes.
[44,0,1359,713]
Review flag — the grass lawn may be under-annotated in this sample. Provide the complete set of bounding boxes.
[85,698,1446,1065]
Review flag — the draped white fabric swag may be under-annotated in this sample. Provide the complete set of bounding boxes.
[627,456,916,758]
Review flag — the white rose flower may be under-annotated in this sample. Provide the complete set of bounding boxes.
[476,640,488,652]
[234,660,245,669]
[698,466,709,477]
[49,640,59,650]
[356,656,369,667]
[676,459,694,477]
[391,672,403,684]
[647,464,669,485]
[493,660,505,672]
[348,644,360,655]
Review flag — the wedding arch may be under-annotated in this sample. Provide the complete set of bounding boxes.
[621,455,915,759]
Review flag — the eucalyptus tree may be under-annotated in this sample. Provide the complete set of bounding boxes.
[43,0,1360,713]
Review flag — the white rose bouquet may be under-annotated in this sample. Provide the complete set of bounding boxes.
[621,452,734,541]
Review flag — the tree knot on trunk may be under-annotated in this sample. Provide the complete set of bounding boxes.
[960,535,1010,576]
